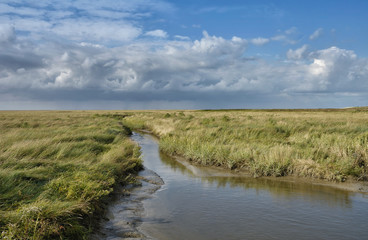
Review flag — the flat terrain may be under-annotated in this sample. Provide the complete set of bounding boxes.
[124,108,368,182]
[1,108,367,239]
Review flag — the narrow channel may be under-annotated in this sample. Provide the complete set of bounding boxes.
[97,132,368,240]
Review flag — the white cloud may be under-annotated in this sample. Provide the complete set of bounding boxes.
[144,29,168,38]
[0,2,366,109]
[286,46,362,92]
[79,42,103,48]
[250,37,270,46]
[2,29,367,94]
[271,34,297,44]
[191,31,246,55]
[3,15,141,44]
[1,21,368,109]
[285,27,297,35]
[309,28,323,40]
[53,19,142,43]
[309,59,327,76]
[0,0,175,44]
[195,5,284,18]
[0,24,16,43]
[174,35,190,41]
[0,16,52,36]
[271,35,286,41]
[286,45,308,60]
[0,3,42,17]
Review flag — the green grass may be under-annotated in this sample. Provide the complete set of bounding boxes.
[0,111,142,239]
[123,108,368,182]
[1,108,368,239]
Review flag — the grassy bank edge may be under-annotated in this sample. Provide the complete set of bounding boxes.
[121,109,368,186]
[132,128,368,193]
[0,112,143,239]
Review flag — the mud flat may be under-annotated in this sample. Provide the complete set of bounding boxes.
[92,168,164,240]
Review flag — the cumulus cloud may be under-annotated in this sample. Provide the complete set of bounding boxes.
[191,31,246,55]
[144,29,168,38]
[1,11,368,109]
[286,45,308,60]
[309,28,323,40]
[0,1,367,109]
[0,30,248,94]
[285,46,366,93]
[1,28,367,101]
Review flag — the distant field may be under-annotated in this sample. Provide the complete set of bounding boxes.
[0,111,142,239]
[124,108,368,182]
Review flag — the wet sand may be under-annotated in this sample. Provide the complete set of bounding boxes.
[92,169,164,239]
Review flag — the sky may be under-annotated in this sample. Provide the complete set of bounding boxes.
[0,0,367,110]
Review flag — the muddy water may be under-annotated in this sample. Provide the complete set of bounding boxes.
[97,132,368,240]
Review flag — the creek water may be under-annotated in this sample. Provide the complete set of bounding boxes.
[96,132,368,240]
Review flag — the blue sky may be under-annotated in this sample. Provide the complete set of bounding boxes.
[0,0,367,109]
[166,0,368,55]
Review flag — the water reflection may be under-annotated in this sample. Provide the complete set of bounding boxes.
[133,132,368,240]
[159,147,353,209]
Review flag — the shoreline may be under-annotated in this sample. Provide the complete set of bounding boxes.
[92,168,164,240]
[93,131,368,239]
[137,130,368,194]
[171,151,368,194]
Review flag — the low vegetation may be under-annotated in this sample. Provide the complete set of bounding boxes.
[0,111,142,239]
[123,108,368,182]
[1,108,367,239]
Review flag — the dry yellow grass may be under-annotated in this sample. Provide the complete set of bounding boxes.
[123,108,368,182]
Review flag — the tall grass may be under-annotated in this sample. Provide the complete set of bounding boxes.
[123,108,368,182]
[0,111,142,239]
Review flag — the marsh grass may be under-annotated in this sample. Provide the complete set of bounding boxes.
[1,108,367,238]
[0,111,142,239]
[123,108,368,182]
